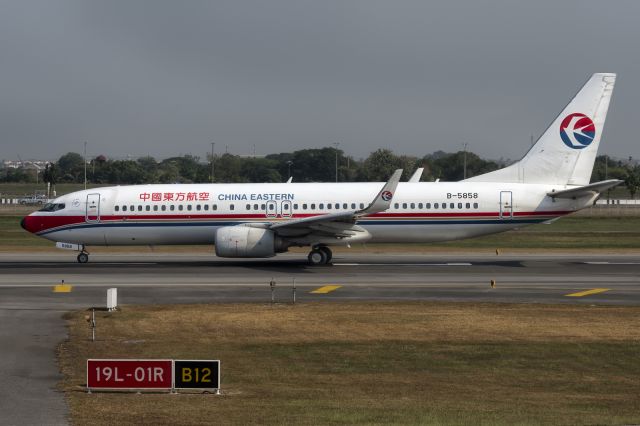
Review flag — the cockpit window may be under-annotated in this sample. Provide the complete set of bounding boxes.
[39,203,65,212]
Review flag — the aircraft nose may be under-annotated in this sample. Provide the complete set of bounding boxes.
[20,215,37,233]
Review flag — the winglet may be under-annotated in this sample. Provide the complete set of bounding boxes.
[408,168,424,183]
[358,169,403,215]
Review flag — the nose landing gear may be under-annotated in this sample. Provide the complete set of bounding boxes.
[77,247,89,264]
[307,246,333,266]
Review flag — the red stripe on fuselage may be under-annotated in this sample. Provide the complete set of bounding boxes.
[24,210,573,234]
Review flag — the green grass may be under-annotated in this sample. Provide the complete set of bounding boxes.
[0,183,108,198]
[59,302,640,425]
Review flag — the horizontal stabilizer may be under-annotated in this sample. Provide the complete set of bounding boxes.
[547,179,623,199]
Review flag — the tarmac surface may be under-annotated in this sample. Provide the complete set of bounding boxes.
[1,251,639,425]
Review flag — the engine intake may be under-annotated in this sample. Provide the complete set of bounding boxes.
[215,226,284,258]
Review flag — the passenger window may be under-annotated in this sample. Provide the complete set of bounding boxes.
[246,204,251,210]
[319,203,324,209]
[187,205,192,211]
[178,205,183,211]
[394,203,399,209]
[335,203,340,209]
[418,203,423,209]
[161,205,166,211]
[204,205,208,211]
[153,205,158,211]
[254,204,259,210]
[402,203,407,209]
[434,203,439,209]
[170,205,175,211]
[145,205,150,211]
[466,203,470,209]
[450,203,455,209]
[261,204,265,210]
[426,203,431,209]
[130,205,134,211]
[343,203,347,209]
[122,205,127,212]
[351,203,356,209]
[213,204,217,210]
[410,203,415,209]
[230,204,235,210]
[311,203,316,209]
[303,203,308,210]
[137,205,142,212]
[473,202,478,209]
[197,205,202,211]
[360,203,365,209]
[115,206,120,212]
[327,204,332,210]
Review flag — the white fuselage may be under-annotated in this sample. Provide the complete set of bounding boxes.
[24,181,588,247]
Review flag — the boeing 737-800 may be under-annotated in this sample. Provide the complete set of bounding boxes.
[21,73,620,265]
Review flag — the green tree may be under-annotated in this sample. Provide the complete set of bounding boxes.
[625,166,640,199]
[56,152,85,182]
[360,149,417,181]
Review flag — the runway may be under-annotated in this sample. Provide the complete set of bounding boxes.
[1,252,639,306]
[1,252,639,425]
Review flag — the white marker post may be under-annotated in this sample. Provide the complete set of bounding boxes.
[107,288,118,311]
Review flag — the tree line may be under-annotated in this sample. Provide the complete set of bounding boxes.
[2,147,639,197]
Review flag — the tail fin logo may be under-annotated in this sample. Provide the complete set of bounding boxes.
[560,113,596,149]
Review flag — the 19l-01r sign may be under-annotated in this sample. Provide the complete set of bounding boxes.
[87,359,173,391]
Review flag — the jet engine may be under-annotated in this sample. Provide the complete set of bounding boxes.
[215,226,287,258]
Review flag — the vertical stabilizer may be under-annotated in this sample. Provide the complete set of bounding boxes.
[466,73,616,185]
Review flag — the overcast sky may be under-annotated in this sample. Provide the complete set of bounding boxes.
[1,0,638,162]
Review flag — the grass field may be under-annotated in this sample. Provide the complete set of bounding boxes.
[59,302,640,425]
[2,215,640,252]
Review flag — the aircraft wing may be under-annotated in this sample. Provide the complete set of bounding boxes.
[547,179,623,199]
[269,169,402,241]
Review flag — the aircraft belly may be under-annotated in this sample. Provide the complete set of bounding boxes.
[46,224,217,246]
[103,225,216,245]
[364,223,521,243]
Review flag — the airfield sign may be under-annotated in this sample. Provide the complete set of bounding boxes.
[87,359,173,390]
[87,359,221,392]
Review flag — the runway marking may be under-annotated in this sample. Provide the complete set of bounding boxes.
[584,262,640,265]
[334,263,472,266]
[310,285,342,294]
[53,284,73,293]
[565,288,610,297]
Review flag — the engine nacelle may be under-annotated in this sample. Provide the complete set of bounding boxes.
[215,226,283,258]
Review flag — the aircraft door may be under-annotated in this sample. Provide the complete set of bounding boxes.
[499,191,513,219]
[281,200,292,218]
[86,193,101,222]
[266,200,277,218]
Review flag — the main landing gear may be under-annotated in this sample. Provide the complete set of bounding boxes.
[77,247,89,264]
[307,246,333,266]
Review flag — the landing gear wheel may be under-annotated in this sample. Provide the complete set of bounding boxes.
[308,249,328,266]
[77,252,89,264]
[318,246,333,263]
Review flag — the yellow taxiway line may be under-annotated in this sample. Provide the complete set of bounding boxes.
[53,284,73,293]
[310,285,342,294]
[565,288,610,297]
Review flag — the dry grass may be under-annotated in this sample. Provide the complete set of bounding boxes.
[59,302,640,425]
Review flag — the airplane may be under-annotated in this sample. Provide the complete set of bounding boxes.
[21,73,620,265]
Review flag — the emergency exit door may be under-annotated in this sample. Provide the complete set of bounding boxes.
[86,193,101,222]
[499,191,513,219]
